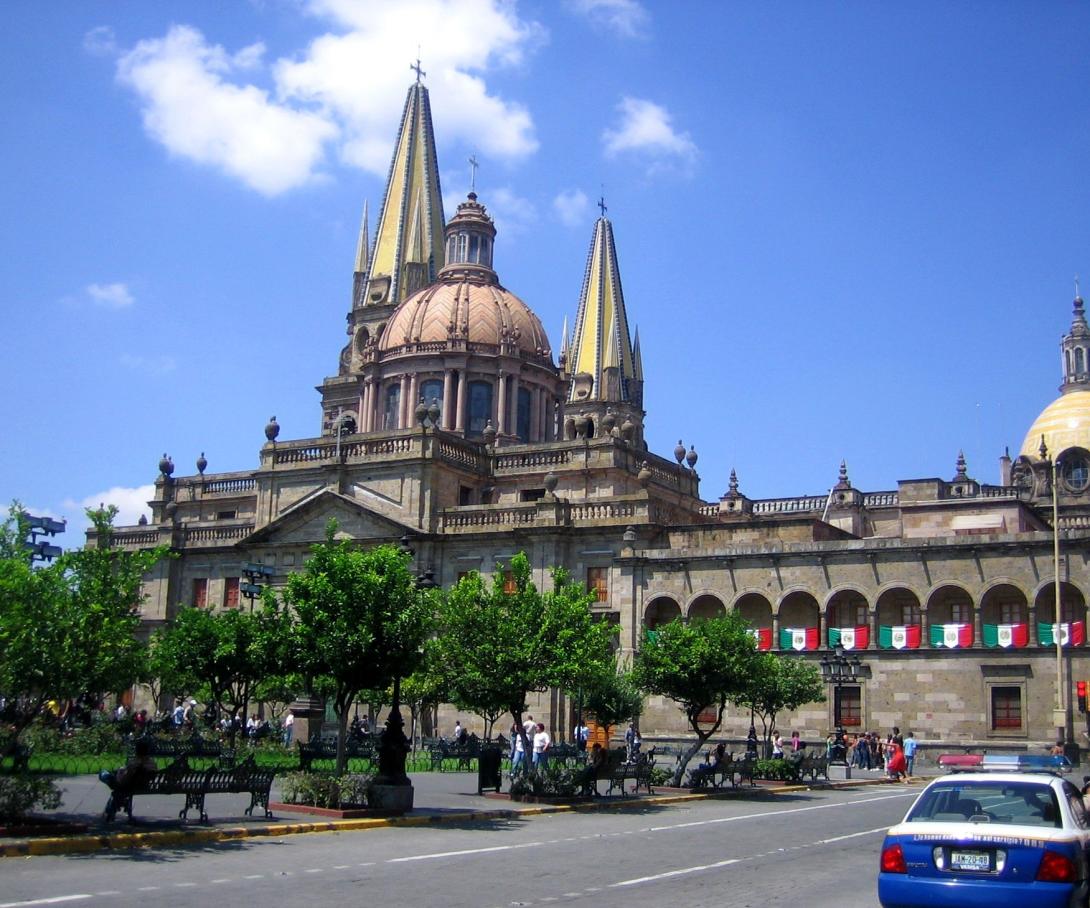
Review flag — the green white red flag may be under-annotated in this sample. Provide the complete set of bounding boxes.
[1038,621,1085,647]
[929,623,973,648]
[779,626,819,651]
[827,625,869,650]
[982,623,1028,648]
[878,625,922,649]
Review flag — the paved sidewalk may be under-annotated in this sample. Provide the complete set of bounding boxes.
[1,762,903,857]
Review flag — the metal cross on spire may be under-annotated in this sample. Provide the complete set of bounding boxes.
[410,55,426,83]
[598,195,607,217]
[468,154,479,192]
[1077,275,1082,300]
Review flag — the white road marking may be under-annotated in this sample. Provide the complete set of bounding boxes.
[0,898,93,908]
[304,868,322,873]
[612,858,741,887]
[388,841,545,863]
[174,883,197,888]
[815,826,889,844]
[210,879,231,884]
[244,874,264,879]
[332,864,350,869]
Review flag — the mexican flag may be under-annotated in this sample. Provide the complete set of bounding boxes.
[747,627,773,651]
[982,623,1028,648]
[828,625,869,650]
[1038,621,1086,647]
[878,624,922,649]
[929,623,973,648]
[779,627,819,651]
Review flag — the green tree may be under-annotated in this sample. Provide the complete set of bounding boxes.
[581,667,644,735]
[633,614,762,786]
[0,505,168,737]
[433,552,615,760]
[149,598,292,743]
[735,653,826,755]
[281,527,433,775]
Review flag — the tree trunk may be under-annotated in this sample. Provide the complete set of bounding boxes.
[671,732,712,787]
[335,704,349,776]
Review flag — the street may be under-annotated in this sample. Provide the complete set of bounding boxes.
[0,786,915,907]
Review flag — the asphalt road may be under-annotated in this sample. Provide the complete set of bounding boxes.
[0,786,917,908]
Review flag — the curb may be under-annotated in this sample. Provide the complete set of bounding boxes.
[0,777,900,858]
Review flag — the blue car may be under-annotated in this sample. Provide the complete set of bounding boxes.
[878,755,1090,908]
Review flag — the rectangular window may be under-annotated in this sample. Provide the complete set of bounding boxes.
[223,577,240,608]
[459,485,473,506]
[217,510,237,520]
[998,602,1022,625]
[587,567,609,603]
[950,602,970,624]
[836,686,862,727]
[991,686,1023,730]
[502,570,517,595]
[192,578,208,609]
[519,488,545,502]
[516,387,532,441]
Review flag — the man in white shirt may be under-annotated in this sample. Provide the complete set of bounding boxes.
[532,723,551,769]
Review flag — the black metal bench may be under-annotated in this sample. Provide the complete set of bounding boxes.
[586,747,655,797]
[786,751,829,783]
[429,735,481,771]
[297,733,376,771]
[129,733,230,764]
[688,754,735,790]
[102,755,276,823]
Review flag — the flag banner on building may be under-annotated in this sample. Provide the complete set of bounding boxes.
[878,624,922,649]
[747,627,773,650]
[779,626,819,651]
[929,623,973,648]
[982,623,1028,648]
[1038,621,1086,647]
[827,625,869,650]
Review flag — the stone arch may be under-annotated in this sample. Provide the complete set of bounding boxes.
[733,591,773,630]
[875,587,923,628]
[979,582,1029,627]
[644,596,682,630]
[777,590,819,627]
[687,592,726,621]
[825,588,870,627]
[1033,582,1087,625]
[926,584,975,626]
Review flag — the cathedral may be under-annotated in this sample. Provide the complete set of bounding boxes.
[97,75,1090,754]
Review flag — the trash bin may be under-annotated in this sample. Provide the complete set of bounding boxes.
[478,744,503,794]
[1064,741,1081,768]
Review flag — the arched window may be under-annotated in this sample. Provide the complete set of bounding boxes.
[517,387,532,441]
[468,381,493,435]
[420,379,443,426]
[384,384,401,430]
[1077,348,1085,375]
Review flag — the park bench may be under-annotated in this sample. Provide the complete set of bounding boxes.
[585,747,655,797]
[429,734,481,771]
[545,742,585,765]
[791,751,829,783]
[129,733,230,764]
[688,753,736,790]
[102,755,276,823]
[298,732,376,771]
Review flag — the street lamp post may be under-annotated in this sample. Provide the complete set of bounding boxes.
[1049,449,1068,747]
[241,562,274,611]
[819,644,864,778]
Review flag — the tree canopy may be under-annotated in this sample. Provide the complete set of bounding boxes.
[735,652,826,753]
[634,613,762,785]
[433,552,615,753]
[0,505,168,736]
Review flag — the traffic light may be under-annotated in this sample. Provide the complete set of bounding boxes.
[1077,681,1087,714]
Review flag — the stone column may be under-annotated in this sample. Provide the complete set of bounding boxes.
[288,696,326,750]
[972,604,983,649]
[399,374,410,428]
[819,608,827,650]
[529,386,540,441]
[496,372,507,434]
[772,612,781,650]
[510,373,521,439]
[455,370,467,432]
[408,373,418,424]
[442,369,454,429]
[360,380,371,433]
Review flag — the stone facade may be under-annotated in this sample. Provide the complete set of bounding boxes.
[91,79,1090,753]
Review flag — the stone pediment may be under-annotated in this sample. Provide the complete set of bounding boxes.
[243,490,414,547]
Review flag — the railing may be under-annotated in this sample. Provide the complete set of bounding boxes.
[1059,515,1090,530]
[863,491,898,507]
[438,440,487,472]
[181,523,255,546]
[272,436,416,465]
[979,485,1022,499]
[442,506,538,530]
[751,496,827,515]
[570,501,640,522]
[201,477,256,494]
[697,503,719,517]
[109,530,161,548]
[495,449,573,472]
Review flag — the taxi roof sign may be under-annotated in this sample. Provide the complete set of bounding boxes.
[936,753,1071,774]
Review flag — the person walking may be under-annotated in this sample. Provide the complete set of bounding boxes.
[532,723,551,769]
[510,723,526,774]
[772,732,785,758]
[574,719,590,753]
[903,731,917,776]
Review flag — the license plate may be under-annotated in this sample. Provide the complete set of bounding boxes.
[950,850,991,871]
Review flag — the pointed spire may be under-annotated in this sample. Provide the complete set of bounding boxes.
[728,468,739,495]
[834,460,851,490]
[365,77,446,307]
[354,200,370,274]
[559,315,570,366]
[567,211,638,402]
[954,450,968,480]
[1060,279,1090,392]
[632,326,643,381]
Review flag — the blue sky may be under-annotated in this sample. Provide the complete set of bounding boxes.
[3,0,1089,544]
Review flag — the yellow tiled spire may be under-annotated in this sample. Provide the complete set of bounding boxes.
[568,206,638,402]
[363,76,446,307]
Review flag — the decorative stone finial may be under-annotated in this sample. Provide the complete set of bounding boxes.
[1039,434,1049,460]
[482,420,497,447]
[265,416,280,442]
[685,445,698,470]
[674,440,686,464]
[728,468,739,495]
[428,398,441,427]
[196,452,207,475]
[158,453,174,477]
[138,514,148,526]
[637,462,652,488]
[163,501,177,522]
[955,450,968,480]
[415,397,429,426]
[601,409,616,436]
[544,472,559,495]
[620,417,634,441]
[574,414,590,439]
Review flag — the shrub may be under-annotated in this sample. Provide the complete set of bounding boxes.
[509,763,581,800]
[0,775,62,821]
[20,721,127,756]
[279,771,371,808]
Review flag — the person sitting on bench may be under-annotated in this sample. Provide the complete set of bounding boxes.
[99,738,157,802]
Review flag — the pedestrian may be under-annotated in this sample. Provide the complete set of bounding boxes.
[772,732,784,758]
[511,724,526,774]
[886,742,907,782]
[625,723,641,761]
[790,730,802,752]
[532,722,551,769]
[574,719,590,753]
[283,711,294,747]
[746,726,759,758]
[579,742,608,796]
[452,720,463,743]
[172,698,185,728]
[890,726,904,748]
[523,714,536,738]
[903,731,917,776]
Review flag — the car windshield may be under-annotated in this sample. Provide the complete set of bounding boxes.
[907,781,1062,828]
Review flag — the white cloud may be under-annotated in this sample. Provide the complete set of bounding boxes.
[83,25,117,57]
[602,96,697,164]
[481,186,537,238]
[553,188,589,227]
[566,0,649,39]
[86,281,134,309]
[116,25,338,195]
[120,353,177,375]
[112,2,544,195]
[67,485,156,529]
